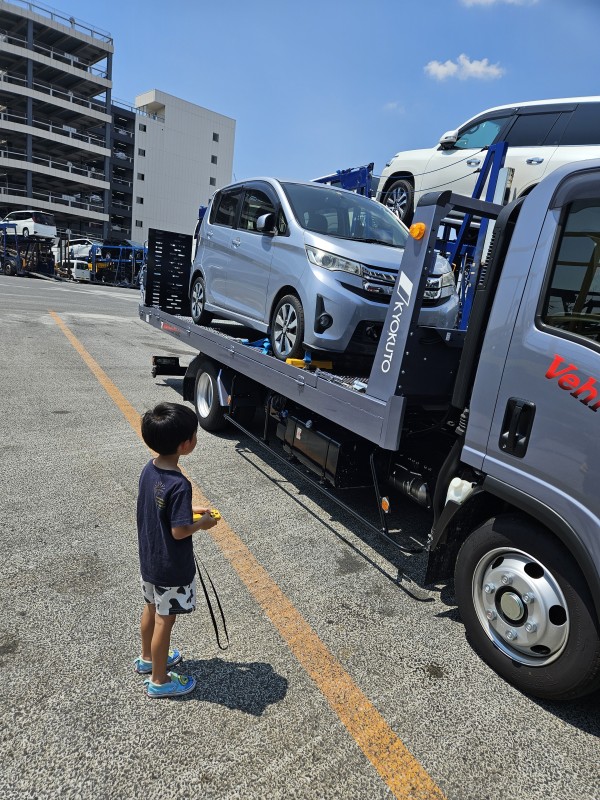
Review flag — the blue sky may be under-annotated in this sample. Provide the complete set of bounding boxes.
[69,0,600,185]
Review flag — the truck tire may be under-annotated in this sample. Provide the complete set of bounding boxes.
[194,360,227,431]
[380,178,414,224]
[190,275,213,326]
[454,514,600,700]
[4,257,17,276]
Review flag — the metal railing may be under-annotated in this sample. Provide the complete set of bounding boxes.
[113,97,165,124]
[1,1,113,44]
[0,29,109,78]
[0,146,107,180]
[0,70,109,114]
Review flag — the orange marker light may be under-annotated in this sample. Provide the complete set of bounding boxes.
[409,222,426,240]
[381,496,390,513]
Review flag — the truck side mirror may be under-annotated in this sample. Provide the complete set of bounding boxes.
[256,212,276,234]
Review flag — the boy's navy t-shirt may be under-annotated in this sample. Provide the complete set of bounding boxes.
[137,460,195,586]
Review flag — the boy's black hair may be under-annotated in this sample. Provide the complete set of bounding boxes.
[141,402,198,455]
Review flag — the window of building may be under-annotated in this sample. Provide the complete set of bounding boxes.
[211,155,218,165]
[135,220,143,228]
[209,177,216,186]
[138,148,146,156]
[541,199,600,345]
[136,197,144,204]
[212,132,219,142]
[139,123,147,132]
[137,173,145,180]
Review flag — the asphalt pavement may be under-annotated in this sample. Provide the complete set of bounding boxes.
[1,274,599,800]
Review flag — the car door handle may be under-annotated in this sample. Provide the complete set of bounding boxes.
[499,397,536,457]
[205,231,213,239]
[466,159,481,167]
[232,237,241,248]
[526,157,544,165]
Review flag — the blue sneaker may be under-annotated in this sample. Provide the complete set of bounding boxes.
[144,671,196,698]
[133,648,182,674]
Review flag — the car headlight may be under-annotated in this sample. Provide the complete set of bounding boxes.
[424,271,455,300]
[306,246,363,276]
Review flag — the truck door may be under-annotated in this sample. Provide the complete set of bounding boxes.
[483,167,600,544]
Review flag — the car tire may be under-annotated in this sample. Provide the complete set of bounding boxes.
[270,294,305,360]
[4,257,17,276]
[381,178,414,224]
[190,275,213,326]
[454,514,600,700]
[194,360,227,431]
[22,227,29,238]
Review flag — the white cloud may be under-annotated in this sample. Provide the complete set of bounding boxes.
[461,0,538,6]
[382,101,405,113]
[424,53,505,81]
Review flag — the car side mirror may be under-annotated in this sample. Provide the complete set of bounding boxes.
[439,129,458,150]
[256,213,276,234]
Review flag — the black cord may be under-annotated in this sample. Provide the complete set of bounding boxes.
[194,554,230,650]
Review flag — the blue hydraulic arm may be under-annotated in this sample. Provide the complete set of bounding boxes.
[312,163,374,197]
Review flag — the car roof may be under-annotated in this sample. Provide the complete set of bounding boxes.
[463,96,600,124]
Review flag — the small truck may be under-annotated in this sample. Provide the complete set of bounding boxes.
[140,159,600,700]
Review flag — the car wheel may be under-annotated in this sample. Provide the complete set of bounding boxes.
[270,294,305,360]
[190,275,213,326]
[4,257,17,276]
[454,514,600,700]
[22,227,29,238]
[194,360,227,431]
[381,178,414,224]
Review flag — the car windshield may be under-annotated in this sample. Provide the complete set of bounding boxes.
[281,182,409,248]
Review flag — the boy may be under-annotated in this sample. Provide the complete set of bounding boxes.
[135,401,217,698]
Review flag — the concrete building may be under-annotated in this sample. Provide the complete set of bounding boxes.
[0,0,113,239]
[131,89,235,245]
[0,2,236,248]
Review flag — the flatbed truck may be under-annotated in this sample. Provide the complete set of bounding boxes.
[140,159,600,700]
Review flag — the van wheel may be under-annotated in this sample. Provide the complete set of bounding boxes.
[381,179,414,224]
[22,227,29,238]
[270,294,305,360]
[454,514,600,700]
[194,360,227,431]
[191,275,213,325]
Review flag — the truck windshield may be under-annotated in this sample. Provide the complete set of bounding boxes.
[281,182,409,248]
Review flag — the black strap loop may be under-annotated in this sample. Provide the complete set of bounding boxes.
[194,554,229,650]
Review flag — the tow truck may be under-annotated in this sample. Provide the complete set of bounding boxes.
[139,159,600,700]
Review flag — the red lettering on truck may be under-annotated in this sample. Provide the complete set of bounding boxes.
[545,354,600,411]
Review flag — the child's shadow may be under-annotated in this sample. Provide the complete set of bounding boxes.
[182,658,288,716]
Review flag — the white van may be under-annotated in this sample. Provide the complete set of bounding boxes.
[69,259,92,282]
[2,210,56,238]
[52,237,102,264]
[377,96,600,222]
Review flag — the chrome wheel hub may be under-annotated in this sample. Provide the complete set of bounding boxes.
[192,282,204,318]
[274,304,298,356]
[196,372,213,418]
[472,548,569,666]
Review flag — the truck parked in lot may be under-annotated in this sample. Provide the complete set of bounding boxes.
[140,159,600,701]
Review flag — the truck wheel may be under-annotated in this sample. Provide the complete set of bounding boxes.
[381,178,414,224]
[194,360,227,431]
[454,515,600,700]
[4,257,17,276]
[270,294,304,360]
[190,275,213,326]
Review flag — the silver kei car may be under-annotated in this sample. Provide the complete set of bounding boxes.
[190,178,458,360]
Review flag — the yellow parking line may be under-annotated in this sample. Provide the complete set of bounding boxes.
[50,310,446,800]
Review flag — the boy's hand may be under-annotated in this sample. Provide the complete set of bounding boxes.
[196,511,218,530]
[193,507,210,516]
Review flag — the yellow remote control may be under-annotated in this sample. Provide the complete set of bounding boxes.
[193,509,221,522]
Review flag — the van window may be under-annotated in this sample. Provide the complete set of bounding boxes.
[541,199,600,345]
[238,189,275,232]
[32,212,55,225]
[504,113,561,147]
[454,116,511,150]
[212,190,241,228]
[559,104,600,146]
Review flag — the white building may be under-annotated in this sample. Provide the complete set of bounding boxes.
[131,89,235,244]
